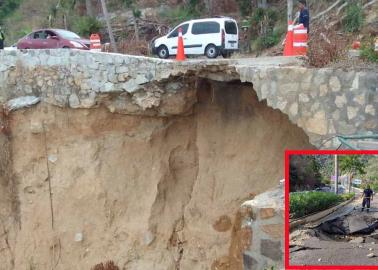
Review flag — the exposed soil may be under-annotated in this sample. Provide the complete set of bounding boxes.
[0,80,312,269]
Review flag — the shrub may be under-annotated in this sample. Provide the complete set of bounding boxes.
[261,29,281,48]
[237,0,253,17]
[161,7,197,25]
[0,0,22,24]
[248,8,282,52]
[308,26,348,67]
[371,182,378,192]
[160,0,201,25]
[360,42,378,63]
[290,191,344,218]
[72,16,103,37]
[343,3,364,33]
[341,192,355,201]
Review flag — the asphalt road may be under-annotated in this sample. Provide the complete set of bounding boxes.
[290,193,378,266]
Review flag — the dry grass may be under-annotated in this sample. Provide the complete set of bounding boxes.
[307,26,349,67]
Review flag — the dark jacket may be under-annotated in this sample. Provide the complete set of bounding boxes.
[0,30,4,49]
[299,8,310,32]
[363,188,374,199]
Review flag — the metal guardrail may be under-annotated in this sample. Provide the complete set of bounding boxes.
[337,134,378,150]
[289,196,355,231]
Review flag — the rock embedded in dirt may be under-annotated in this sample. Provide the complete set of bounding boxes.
[367,253,375,258]
[350,237,365,244]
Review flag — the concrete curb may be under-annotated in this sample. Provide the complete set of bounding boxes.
[289,197,355,231]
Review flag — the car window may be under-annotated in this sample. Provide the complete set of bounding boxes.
[55,29,81,39]
[45,30,58,39]
[225,21,238,35]
[168,24,189,38]
[33,31,47,39]
[192,22,220,35]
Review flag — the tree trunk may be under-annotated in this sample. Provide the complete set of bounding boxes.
[206,0,213,16]
[258,0,268,9]
[63,14,67,29]
[134,16,139,42]
[348,173,354,194]
[86,0,94,17]
[287,0,293,22]
[100,0,118,53]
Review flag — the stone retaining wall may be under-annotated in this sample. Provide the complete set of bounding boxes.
[0,50,377,148]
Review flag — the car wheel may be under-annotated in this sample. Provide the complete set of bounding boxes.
[63,46,70,49]
[157,45,169,59]
[205,44,219,59]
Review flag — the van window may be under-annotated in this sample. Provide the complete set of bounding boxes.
[168,24,189,38]
[225,21,238,35]
[192,22,220,35]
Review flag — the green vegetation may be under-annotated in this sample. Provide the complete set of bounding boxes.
[160,1,201,25]
[360,42,378,63]
[73,16,102,37]
[290,191,354,219]
[343,2,364,33]
[365,157,378,191]
[237,0,252,17]
[122,0,141,19]
[341,192,355,201]
[290,155,322,192]
[246,7,285,53]
[0,0,22,24]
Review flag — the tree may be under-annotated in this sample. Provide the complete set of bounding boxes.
[85,0,94,17]
[204,0,213,16]
[289,155,322,192]
[365,157,378,182]
[258,0,267,9]
[99,0,117,52]
[123,0,141,42]
[339,155,367,193]
[287,0,293,22]
[53,0,76,29]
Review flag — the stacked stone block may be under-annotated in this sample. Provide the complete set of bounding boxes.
[240,185,284,270]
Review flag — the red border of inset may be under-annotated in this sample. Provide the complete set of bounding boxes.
[285,150,378,270]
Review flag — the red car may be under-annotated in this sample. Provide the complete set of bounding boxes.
[17,29,90,50]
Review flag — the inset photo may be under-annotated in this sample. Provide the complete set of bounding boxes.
[285,150,378,269]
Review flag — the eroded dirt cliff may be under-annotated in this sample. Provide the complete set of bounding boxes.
[0,80,311,270]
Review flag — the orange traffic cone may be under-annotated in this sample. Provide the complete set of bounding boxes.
[283,20,294,56]
[90,33,102,52]
[176,27,186,61]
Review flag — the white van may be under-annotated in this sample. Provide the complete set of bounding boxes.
[152,17,239,59]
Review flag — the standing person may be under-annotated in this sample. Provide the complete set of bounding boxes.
[298,0,310,33]
[0,26,5,50]
[361,184,374,212]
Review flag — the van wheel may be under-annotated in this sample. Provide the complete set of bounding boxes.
[157,45,169,59]
[205,44,219,59]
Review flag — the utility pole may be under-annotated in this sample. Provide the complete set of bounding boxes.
[100,0,118,53]
[334,154,339,194]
